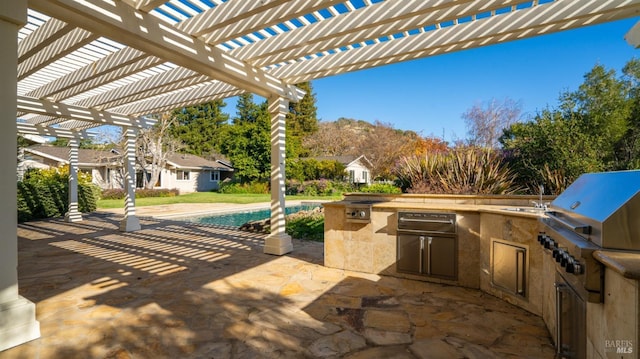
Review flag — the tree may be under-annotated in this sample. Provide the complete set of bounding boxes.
[286,82,319,158]
[616,58,640,169]
[169,100,229,158]
[559,63,632,169]
[302,118,367,156]
[500,61,639,193]
[463,98,522,148]
[136,112,183,189]
[356,121,419,180]
[218,98,271,182]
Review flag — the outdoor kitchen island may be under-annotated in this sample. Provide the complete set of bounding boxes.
[324,193,640,358]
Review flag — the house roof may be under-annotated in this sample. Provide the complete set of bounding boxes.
[166,153,233,171]
[24,145,118,166]
[15,1,639,139]
[311,155,372,168]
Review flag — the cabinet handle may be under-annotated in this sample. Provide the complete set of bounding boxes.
[516,249,526,296]
[555,283,566,356]
[419,236,425,274]
[426,236,433,275]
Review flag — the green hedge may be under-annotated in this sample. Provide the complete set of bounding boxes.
[18,181,101,223]
[101,188,180,199]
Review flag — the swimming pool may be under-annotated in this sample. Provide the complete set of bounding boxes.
[180,203,321,227]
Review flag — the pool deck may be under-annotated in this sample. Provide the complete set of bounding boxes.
[2,204,555,358]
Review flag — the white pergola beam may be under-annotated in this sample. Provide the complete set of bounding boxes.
[73,67,205,109]
[29,0,304,102]
[17,96,155,128]
[271,0,640,82]
[25,47,159,101]
[177,0,290,37]
[198,0,345,45]
[18,26,97,80]
[108,81,244,117]
[17,122,93,139]
[18,17,70,61]
[234,0,526,67]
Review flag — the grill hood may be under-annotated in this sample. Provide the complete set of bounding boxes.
[549,170,640,250]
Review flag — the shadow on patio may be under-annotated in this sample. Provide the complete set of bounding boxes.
[3,213,554,358]
[7,213,331,358]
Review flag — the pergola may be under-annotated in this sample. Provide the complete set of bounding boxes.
[2,0,639,351]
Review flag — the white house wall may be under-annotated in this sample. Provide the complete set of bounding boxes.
[162,168,221,194]
[347,162,370,185]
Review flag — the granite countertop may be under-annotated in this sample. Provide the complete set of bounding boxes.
[594,250,640,280]
[323,200,545,218]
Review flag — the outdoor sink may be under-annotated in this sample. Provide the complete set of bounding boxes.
[501,207,546,214]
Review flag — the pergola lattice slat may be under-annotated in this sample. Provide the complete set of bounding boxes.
[269,0,640,82]
[28,0,304,102]
[107,81,243,117]
[25,47,158,101]
[234,0,530,67]
[17,96,156,128]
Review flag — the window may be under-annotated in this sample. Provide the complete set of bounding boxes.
[349,170,355,183]
[210,170,220,182]
[177,170,190,180]
[363,171,368,183]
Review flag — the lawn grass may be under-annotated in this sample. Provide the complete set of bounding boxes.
[97,192,343,209]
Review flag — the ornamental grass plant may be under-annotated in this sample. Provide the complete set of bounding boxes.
[395,146,522,195]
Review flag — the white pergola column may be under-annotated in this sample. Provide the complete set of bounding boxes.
[119,127,141,232]
[264,96,293,255]
[64,138,82,222]
[0,0,40,351]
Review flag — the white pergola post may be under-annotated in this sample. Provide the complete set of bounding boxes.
[119,127,141,232]
[64,138,82,222]
[0,0,40,351]
[264,96,293,255]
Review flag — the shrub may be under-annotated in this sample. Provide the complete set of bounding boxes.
[219,181,269,194]
[101,188,179,199]
[135,188,180,198]
[286,212,324,241]
[101,188,126,200]
[17,168,101,222]
[395,146,521,195]
[358,183,402,194]
[286,179,349,196]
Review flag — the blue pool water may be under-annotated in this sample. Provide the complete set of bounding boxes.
[182,204,320,227]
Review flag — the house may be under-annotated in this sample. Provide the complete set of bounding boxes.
[20,145,122,188]
[19,145,234,193]
[313,155,373,185]
[157,153,234,193]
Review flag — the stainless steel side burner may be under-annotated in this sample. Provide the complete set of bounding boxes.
[344,201,379,223]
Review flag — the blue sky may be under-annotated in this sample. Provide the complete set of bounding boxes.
[223,17,640,143]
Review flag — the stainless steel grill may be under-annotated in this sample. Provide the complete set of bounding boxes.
[538,170,640,358]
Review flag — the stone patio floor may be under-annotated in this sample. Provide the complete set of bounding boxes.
[3,209,555,358]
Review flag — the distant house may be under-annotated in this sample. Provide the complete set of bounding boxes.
[19,145,234,193]
[20,145,122,188]
[313,155,373,185]
[158,153,234,193]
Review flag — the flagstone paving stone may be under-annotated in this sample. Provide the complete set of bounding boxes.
[2,211,555,358]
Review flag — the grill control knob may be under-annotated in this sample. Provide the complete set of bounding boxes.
[566,256,578,274]
[543,237,555,249]
[572,261,583,275]
[359,211,366,218]
[560,252,569,267]
[537,233,546,244]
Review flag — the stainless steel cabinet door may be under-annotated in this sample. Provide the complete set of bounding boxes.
[492,240,527,296]
[397,234,422,274]
[428,235,457,279]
